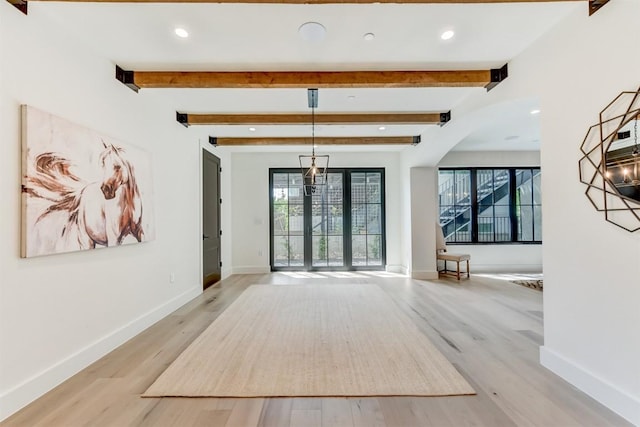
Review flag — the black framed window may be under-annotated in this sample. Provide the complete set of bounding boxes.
[351,172,384,266]
[438,167,542,244]
[272,172,305,267]
[270,168,386,271]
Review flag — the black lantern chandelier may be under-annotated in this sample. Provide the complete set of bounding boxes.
[299,88,329,196]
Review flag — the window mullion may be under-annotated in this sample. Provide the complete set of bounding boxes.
[344,171,352,268]
[509,169,518,242]
[470,169,478,243]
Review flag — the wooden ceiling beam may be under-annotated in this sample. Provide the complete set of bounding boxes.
[7,0,28,13]
[177,112,450,127]
[23,0,584,3]
[208,136,420,146]
[589,0,609,15]
[10,0,602,16]
[116,65,508,91]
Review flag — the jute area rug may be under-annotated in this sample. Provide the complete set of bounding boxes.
[143,284,475,398]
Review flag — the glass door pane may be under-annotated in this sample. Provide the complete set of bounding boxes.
[312,173,344,267]
[271,168,385,271]
[350,171,384,267]
[271,172,304,267]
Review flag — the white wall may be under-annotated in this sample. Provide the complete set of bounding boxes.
[0,4,208,419]
[533,6,640,423]
[438,2,640,423]
[409,167,438,279]
[229,150,404,273]
[439,150,543,273]
[438,150,540,168]
[445,244,541,273]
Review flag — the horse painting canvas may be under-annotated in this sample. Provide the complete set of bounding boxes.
[21,106,155,258]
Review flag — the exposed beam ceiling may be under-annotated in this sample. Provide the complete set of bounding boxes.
[6,1,607,22]
[11,0,583,3]
[209,136,419,146]
[178,112,450,127]
[116,66,508,91]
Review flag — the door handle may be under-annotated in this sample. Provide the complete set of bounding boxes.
[203,234,210,240]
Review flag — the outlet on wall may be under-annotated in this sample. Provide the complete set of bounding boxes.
[258,250,263,257]
[169,272,175,283]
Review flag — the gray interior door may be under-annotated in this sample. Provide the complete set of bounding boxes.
[203,149,221,289]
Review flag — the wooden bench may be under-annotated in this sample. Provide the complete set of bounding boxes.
[436,223,471,280]
[437,252,470,280]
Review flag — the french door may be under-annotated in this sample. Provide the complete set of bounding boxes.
[270,168,385,271]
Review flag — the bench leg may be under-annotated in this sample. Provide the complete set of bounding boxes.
[466,259,470,278]
[456,261,460,280]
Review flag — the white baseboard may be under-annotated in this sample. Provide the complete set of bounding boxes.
[411,270,439,280]
[0,286,202,422]
[386,265,408,275]
[540,346,640,426]
[232,266,271,274]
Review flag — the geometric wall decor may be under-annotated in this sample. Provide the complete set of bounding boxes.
[21,106,155,257]
[578,87,640,232]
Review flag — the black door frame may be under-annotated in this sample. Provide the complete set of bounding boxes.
[269,167,386,272]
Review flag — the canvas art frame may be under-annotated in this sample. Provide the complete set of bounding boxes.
[21,106,155,258]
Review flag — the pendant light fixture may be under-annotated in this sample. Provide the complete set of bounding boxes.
[299,88,329,196]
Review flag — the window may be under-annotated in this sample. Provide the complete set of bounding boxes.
[351,172,383,266]
[270,168,386,270]
[272,172,305,267]
[438,168,541,244]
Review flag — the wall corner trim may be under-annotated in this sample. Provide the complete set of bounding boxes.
[540,346,640,426]
[0,286,202,422]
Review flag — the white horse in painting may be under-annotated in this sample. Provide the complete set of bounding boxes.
[24,141,144,255]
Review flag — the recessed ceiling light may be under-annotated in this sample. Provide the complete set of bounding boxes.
[440,30,455,41]
[249,127,256,132]
[379,126,386,131]
[363,33,375,41]
[298,22,326,42]
[174,28,189,38]
[530,109,541,115]
[347,95,356,101]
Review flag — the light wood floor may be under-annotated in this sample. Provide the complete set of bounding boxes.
[2,273,631,427]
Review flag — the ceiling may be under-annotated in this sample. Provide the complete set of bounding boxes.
[30,1,581,153]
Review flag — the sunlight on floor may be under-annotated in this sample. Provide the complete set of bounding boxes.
[361,271,407,278]
[281,272,328,279]
[280,271,408,279]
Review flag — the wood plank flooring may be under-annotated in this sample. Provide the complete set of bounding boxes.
[1,273,631,427]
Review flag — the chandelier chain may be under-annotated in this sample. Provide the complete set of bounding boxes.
[311,103,316,157]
